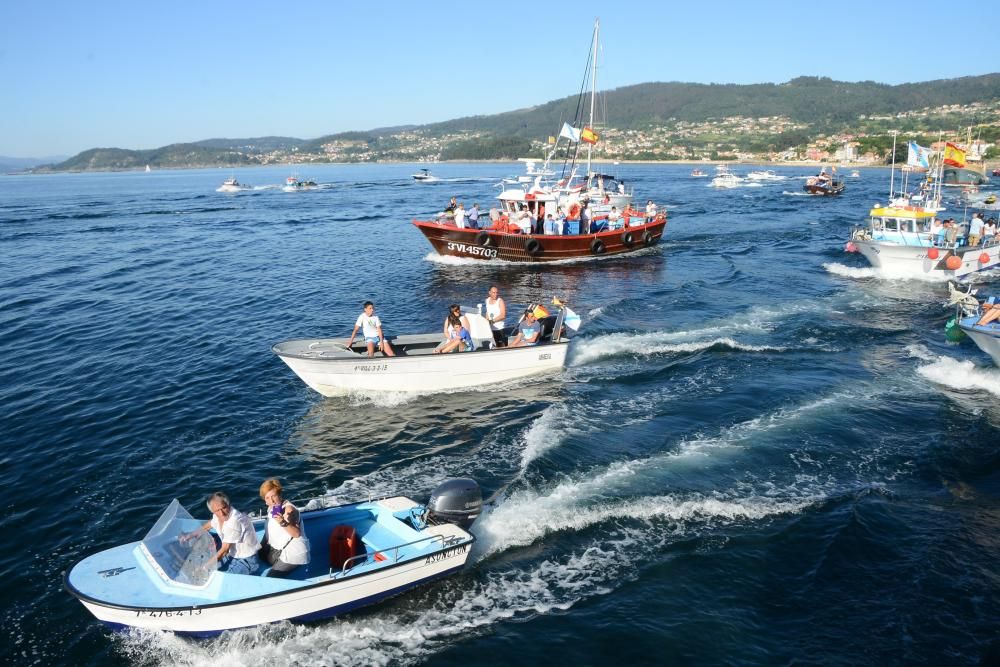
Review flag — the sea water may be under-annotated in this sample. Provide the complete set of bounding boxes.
[1,164,998,666]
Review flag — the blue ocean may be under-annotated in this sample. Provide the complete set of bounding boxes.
[1,163,998,666]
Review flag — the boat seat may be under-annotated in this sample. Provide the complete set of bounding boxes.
[329,525,363,572]
[537,315,558,343]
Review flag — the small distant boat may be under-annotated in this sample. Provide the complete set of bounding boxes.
[283,175,318,192]
[690,168,708,178]
[216,176,252,193]
[274,304,570,395]
[746,169,785,181]
[992,168,1000,177]
[803,171,845,195]
[412,168,438,182]
[65,479,480,636]
[850,170,861,178]
[144,165,151,173]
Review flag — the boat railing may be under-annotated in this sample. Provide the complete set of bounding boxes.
[332,532,463,577]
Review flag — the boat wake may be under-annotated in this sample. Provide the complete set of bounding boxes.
[423,245,661,267]
[823,262,950,282]
[569,332,788,366]
[915,354,1000,398]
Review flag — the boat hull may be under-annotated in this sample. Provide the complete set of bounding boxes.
[853,240,1000,279]
[412,219,666,262]
[959,320,1000,366]
[274,339,569,396]
[804,182,845,195]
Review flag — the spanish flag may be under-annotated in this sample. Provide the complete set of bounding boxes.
[580,127,599,144]
[532,304,550,319]
[547,136,556,145]
[943,142,966,168]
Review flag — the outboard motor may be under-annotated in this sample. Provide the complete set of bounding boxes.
[427,478,482,529]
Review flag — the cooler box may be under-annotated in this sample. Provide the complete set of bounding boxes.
[564,220,580,235]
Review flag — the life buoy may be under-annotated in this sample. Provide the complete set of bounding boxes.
[476,231,491,247]
[655,212,666,223]
[621,231,634,247]
[979,252,990,264]
[642,230,654,246]
[590,238,606,254]
[525,238,543,255]
[568,203,581,220]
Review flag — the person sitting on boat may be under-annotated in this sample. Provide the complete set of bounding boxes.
[434,305,471,354]
[185,492,260,575]
[348,301,396,358]
[645,200,657,224]
[618,181,626,195]
[258,478,310,578]
[975,298,1000,327]
[485,285,507,348]
[509,309,541,347]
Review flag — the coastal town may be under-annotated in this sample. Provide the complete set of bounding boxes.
[240,98,1000,167]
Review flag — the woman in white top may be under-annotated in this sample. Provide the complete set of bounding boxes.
[485,285,507,348]
[258,478,310,578]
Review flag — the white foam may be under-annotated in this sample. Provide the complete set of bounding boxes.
[569,333,786,366]
[824,261,951,283]
[917,355,1000,397]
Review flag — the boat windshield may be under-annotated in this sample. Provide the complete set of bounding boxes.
[140,499,218,587]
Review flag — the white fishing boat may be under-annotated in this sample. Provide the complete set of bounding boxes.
[273,305,571,396]
[711,165,742,188]
[65,479,480,636]
[690,168,709,178]
[847,134,1000,279]
[216,176,252,193]
[283,175,318,192]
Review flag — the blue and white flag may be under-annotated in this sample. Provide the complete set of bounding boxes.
[559,122,581,143]
[562,306,582,331]
[907,141,931,169]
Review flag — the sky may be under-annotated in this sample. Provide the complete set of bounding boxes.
[3,0,999,158]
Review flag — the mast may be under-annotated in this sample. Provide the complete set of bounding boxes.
[587,18,599,181]
[888,130,897,199]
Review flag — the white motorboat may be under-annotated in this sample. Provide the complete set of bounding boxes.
[283,175,318,192]
[711,166,743,188]
[690,168,709,178]
[65,479,480,636]
[216,176,252,193]
[412,168,438,182]
[273,306,570,396]
[746,169,785,181]
[960,316,1000,366]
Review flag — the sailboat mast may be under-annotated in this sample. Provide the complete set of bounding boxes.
[587,18,599,177]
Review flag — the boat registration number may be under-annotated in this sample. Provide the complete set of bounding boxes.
[354,363,388,372]
[538,353,551,360]
[135,608,202,618]
[424,543,468,564]
[446,242,498,259]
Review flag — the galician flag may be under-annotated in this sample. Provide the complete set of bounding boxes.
[943,142,966,168]
[559,123,581,143]
[562,306,582,331]
[907,141,931,169]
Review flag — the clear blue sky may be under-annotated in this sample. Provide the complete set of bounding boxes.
[3,1,998,158]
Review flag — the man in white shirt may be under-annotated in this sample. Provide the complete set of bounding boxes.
[187,492,260,575]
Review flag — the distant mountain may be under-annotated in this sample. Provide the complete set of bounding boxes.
[1,155,68,172]
[35,74,1000,171]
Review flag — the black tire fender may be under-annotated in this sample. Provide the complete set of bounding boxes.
[590,238,606,254]
[642,230,654,246]
[476,230,491,247]
[621,231,634,247]
[525,238,543,255]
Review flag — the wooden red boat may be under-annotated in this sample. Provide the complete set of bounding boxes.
[413,212,667,262]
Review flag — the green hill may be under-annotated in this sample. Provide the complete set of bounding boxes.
[37,74,1000,170]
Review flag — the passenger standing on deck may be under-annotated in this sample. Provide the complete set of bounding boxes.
[580,200,591,234]
[348,301,396,358]
[454,203,466,229]
[968,213,984,246]
[645,200,657,223]
[468,203,480,229]
[485,285,507,348]
[608,206,622,230]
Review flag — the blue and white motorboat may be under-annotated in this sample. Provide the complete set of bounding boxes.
[64,479,481,636]
[954,290,1000,366]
